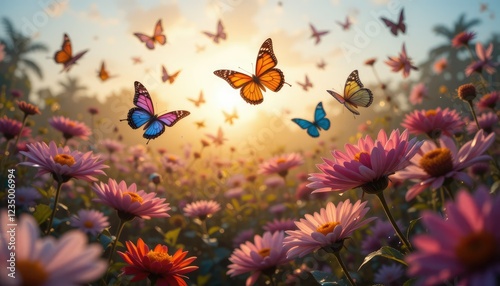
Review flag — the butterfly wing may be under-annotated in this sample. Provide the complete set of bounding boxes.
[217,20,227,40]
[214,70,263,104]
[168,70,180,84]
[134,33,155,49]
[98,62,109,81]
[157,110,190,127]
[255,38,285,92]
[133,81,155,114]
[54,34,72,65]
[291,118,320,138]
[126,107,152,129]
[153,19,166,45]
[143,119,166,141]
[313,102,329,129]
[398,9,406,34]
[344,70,374,108]
[381,17,399,35]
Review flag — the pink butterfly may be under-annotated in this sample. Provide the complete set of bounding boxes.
[206,127,227,146]
[309,23,329,45]
[161,65,181,84]
[296,74,313,91]
[134,19,166,50]
[317,59,327,70]
[203,19,226,44]
[381,8,406,36]
[336,16,352,31]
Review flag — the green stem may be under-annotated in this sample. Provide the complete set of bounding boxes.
[103,218,127,283]
[466,100,480,131]
[333,251,356,286]
[375,192,413,253]
[45,179,64,235]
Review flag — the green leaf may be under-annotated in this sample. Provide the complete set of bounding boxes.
[407,217,422,238]
[358,246,407,271]
[403,278,417,286]
[163,227,181,246]
[208,226,220,235]
[33,204,52,225]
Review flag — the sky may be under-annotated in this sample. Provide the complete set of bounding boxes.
[1,0,499,152]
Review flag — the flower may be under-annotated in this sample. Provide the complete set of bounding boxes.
[49,116,91,141]
[87,107,99,115]
[451,31,476,47]
[284,199,375,258]
[409,83,428,105]
[264,176,285,189]
[364,57,377,66]
[466,42,498,76]
[227,231,291,285]
[295,181,329,201]
[457,83,477,101]
[19,141,107,183]
[406,188,500,285]
[401,107,464,139]
[183,200,221,220]
[99,139,124,154]
[374,264,405,285]
[385,43,418,78]
[70,209,110,236]
[394,130,495,201]
[477,91,500,111]
[0,116,31,140]
[10,89,22,98]
[263,218,297,232]
[233,229,255,248]
[14,187,42,208]
[308,129,422,195]
[258,153,304,177]
[16,101,41,117]
[118,238,198,286]
[93,178,170,220]
[0,211,107,285]
[467,111,499,134]
[361,219,402,254]
[433,58,448,74]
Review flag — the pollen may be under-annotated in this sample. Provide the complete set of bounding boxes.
[455,231,496,271]
[84,220,94,229]
[354,151,369,161]
[17,259,49,286]
[317,222,341,236]
[419,148,453,177]
[147,251,173,264]
[53,154,76,167]
[258,248,271,258]
[123,192,144,204]
[425,109,437,117]
[276,158,287,164]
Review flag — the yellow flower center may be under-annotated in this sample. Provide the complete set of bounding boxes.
[53,154,76,166]
[258,248,271,258]
[123,192,143,204]
[84,220,94,229]
[317,222,341,236]
[425,109,437,117]
[276,158,287,164]
[167,156,178,163]
[455,231,497,271]
[17,259,49,286]
[68,122,76,127]
[439,85,448,94]
[147,251,173,264]
[354,152,369,161]
[419,148,453,177]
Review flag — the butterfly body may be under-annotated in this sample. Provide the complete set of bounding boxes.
[214,38,285,105]
[98,61,116,81]
[134,19,166,49]
[122,81,190,144]
[327,70,373,116]
[54,33,88,72]
[291,102,330,138]
[381,8,406,36]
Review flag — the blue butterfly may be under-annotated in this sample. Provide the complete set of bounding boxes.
[121,81,190,144]
[291,102,330,137]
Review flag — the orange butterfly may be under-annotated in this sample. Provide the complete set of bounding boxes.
[161,65,180,84]
[134,19,166,50]
[223,108,238,125]
[54,33,88,72]
[214,38,286,105]
[194,120,206,129]
[188,91,206,107]
[97,61,116,81]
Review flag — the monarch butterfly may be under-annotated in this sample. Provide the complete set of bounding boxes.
[291,102,330,138]
[381,8,406,36]
[309,23,329,45]
[214,38,286,105]
[203,19,226,44]
[296,74,313,91]
[134,19,166,50]
[327,70,373,116]
[97,61,116,81]
[54,33,88,72]
[161,66,180,84]
[188,91,205,107]
[194,120,206,129]
[120,81,190,144]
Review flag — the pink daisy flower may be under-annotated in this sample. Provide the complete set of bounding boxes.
[385,43,418,78]
[466,111,498,134]
[183,200,221,220]
[0,116,31,140]
[361,219,402,254]
[295,181,329,201]
[233,229,255,248]
[406,188,500,285]
[433,58,448,74]
[93,178,171,220]
[466,42,498,76]
[0,211,107,285]
[401,107,464,139]
[263,218,297,232]
[264,176,285,189]
[409,83,428,105]
[118,238,198,286]
[284,199,376,258]
[14,187,42,208]
[477,91,500,111]
[70,209,110,236]
[451,31,476,48]
[394,130,495,201]
[19,141,107,183]
[258,153,304,177]
[49,116,91,141]
[308,129,422,195]
[374,264,405,285]
[99,139,124,154]
[227,231,291,286]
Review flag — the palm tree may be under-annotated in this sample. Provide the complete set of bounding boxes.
[0,17,48,81]
[58,76,87,98]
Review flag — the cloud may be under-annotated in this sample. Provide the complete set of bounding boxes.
[78,3,120,26]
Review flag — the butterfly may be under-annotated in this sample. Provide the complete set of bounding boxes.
[188,91,205,107]
[336,16,352,31]
[131,56,142,64]
[120,81,190,144]
[223,108,238,125]
[203,19,226,44]
[134,19,166,50]
[381,8,406,36]
[309,23,329,45]
[296,74,313,91]
[206,127,227,146]
[317,59,327,70]
[291,102,330,138]
[214,38,285,105]
[97,61,116,81]
[326,70,374,116]
[161,66,181,84]
[194,120,206,129]
[54,33,88,72]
